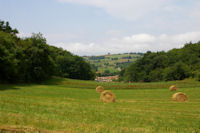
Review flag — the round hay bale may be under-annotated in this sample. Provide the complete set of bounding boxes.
[96,86,104,93]
[172,92,188,102]
[169,85,178,91]
[100,91,115,103]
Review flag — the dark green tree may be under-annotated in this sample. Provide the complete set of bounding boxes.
[0,20,18,35]
[18,33,55,82]
[0,31,18,82]
[121,42,200,82]
[163,62,190,81]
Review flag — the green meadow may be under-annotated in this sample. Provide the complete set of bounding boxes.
[0,77,200,133]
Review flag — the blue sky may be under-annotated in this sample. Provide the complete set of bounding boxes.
[1,0,200,55]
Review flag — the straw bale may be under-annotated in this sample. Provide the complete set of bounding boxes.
[172,92,188,102]
[100,91,115,103]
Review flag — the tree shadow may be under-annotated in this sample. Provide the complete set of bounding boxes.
[41,76,67,85]
[0,77,66,90]
[0,84,20,91]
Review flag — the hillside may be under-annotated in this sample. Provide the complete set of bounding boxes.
[83,53,143,76]
[121,42,200,82]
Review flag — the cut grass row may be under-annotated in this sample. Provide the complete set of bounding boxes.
[0,77,200,132]
[45,77,200,90]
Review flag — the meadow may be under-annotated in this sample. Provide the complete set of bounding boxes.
[0,77,200,133]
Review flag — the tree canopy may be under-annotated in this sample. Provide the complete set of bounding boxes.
[0,20,95,83]
[120,42,200,82]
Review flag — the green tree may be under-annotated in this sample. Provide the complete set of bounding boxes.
[0,20,102,83]
[149,69,164,82]
[0,31,18,82]
[0,20,18,35]
[121,42,200,82]
[19,33,55,82]
[163,62,191,81]
[50,46,95,80]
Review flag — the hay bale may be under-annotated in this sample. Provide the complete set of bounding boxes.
[172,92,188,102]
[100,91,115,103]
[96,86,104,93]
[169,85,178,91]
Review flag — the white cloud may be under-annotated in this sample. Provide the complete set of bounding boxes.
[18,32,78,43]
[56,0,200,40]
[57,0,200,22]
[163,5,182,12]
[52,42,107,55]
[190,2,200,23]
[58,0,168,20]
[105,30,121,37]
[51,32,200,55]
[18,31,200,55]
[123,34,156,43]
[17,32,32,38]
[44,33,78,44]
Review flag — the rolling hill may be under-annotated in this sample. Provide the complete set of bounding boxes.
[83,53,143,76]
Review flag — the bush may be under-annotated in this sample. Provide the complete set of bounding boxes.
[163,62,191,81]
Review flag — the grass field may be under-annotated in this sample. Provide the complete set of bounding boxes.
[0,77,200,133]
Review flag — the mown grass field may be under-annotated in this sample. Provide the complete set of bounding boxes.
[0,77,200,133]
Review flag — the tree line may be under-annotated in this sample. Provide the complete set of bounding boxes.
[120,42,200,82]
[0,20,95,83]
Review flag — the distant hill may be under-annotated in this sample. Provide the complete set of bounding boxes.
[83,53,143,76]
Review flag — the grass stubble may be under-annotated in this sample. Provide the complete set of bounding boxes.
[0,78,200,133]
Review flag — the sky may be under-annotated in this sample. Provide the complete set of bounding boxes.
[1,0,200,55]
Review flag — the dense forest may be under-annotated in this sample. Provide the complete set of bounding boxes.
[0,20,95,83]
[120,42,200,82]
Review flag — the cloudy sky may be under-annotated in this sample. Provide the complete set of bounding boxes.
[1,0,200,55]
